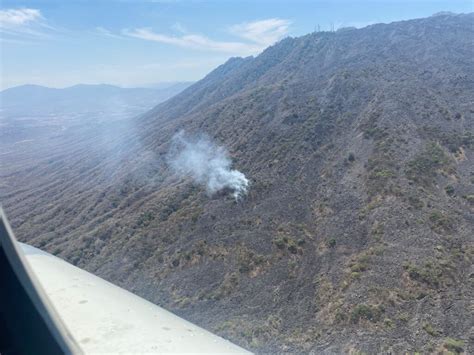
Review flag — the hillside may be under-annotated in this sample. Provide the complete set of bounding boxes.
[1,13,473,354]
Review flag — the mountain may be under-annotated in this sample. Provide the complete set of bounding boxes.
[1,13,473,354]
[0,82,192,116]
[0,81,191,156]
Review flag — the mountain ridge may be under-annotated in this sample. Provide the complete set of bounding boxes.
[0,82,193,94]
[0,81,193,117]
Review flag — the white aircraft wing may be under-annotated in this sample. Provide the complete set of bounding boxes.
[0,209,251,354]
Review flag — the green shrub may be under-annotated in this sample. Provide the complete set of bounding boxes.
[273,236,301,254]
[349,253,370,273]
[404,261,443,287]
[445,185,455,196]
[373,169,395,178]
[443,338,464,354]
[327,238,337,248]
[237,247,266,274]
[350,271,361,279]
[422,322,438,336]
[137,211,154,226]
[397,313,409,322]
[287,240,298,254]
[429,211,455,234]
[406,142,452,186]
[350,304,382,323]
[350,262,368,272]
[384,318,394,328]
[274,237,286,249]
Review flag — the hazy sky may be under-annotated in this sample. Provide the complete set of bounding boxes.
[1,0,472,90]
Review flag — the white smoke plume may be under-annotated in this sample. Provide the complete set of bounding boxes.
[168,131,249,200]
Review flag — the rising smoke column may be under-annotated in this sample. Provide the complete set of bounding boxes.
[168,131,249,200]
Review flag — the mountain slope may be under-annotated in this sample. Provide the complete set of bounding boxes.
[1,13,473,354]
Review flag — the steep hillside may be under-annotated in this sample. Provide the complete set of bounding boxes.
[1,13,473,354]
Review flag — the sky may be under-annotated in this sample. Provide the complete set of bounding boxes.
[0,0,472,90]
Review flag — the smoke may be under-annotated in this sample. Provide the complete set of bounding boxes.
[168,131,249,200]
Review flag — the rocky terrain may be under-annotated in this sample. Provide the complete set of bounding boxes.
[1,13,473,354]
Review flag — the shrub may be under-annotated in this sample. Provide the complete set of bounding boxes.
[445,185,455,196]
[327,238,337,248]
[213,272,239,300]
[349,253,370,273]
[350,262,368,272]
[443,338,464,354]
[287,240,298,254]
[366,147,398,196]
[406,142,452,186]
[274,237,286,249]
[384,318,394,328]
[397,313,409,322]
[348,152,355,162]
[273,236,301,254]
[408,195,424,209]
[374,169,395,178]
[350,304,382,323]
[404,261,443,288]
[237,247,266,274]
[137,211,154,226]
[429,211,455,234]
[423,322,438,336]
